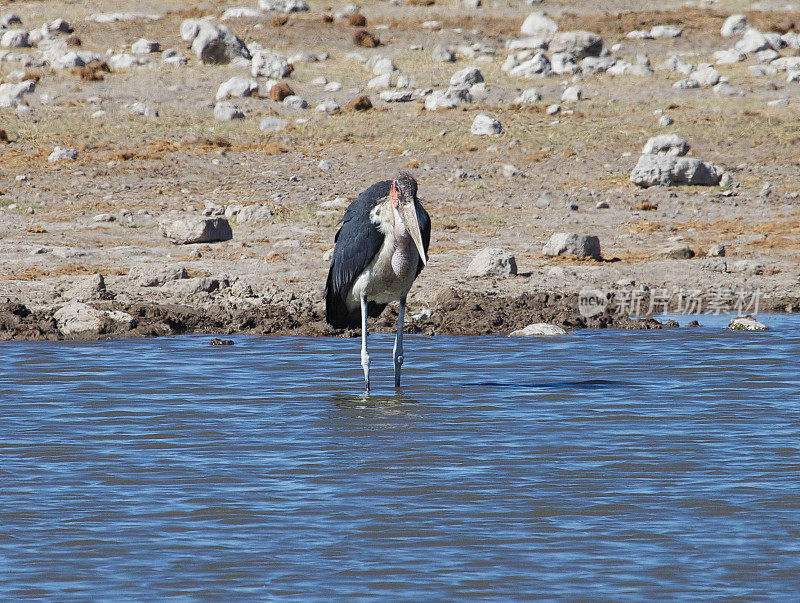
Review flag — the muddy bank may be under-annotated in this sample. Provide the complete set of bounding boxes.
[2,289,796,342]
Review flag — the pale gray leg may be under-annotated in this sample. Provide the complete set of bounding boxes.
[360,295,370,394]
[393,297,406,388]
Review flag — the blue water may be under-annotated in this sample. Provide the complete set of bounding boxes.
[2,315,800,599]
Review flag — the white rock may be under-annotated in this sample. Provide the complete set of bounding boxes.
[216,76,258,101]
[47,146,78,162]
[162,49,187,66]
[368,73,392,89]
[160,216,233,244]
[214,101,244,120]
[324,81,342,92]
[692,65,719,87]
[372,57,398,75]
[315,98,340,112]
[222,7,264,19]
[467,247,517,277]
[520,13,558,37]
[283,95,307,110]
[129,102,158,117]
[88,13,161,23]
[514,87,541,103]
[0,13,21,28]
[781,32,800,49]
[260,116,288,131]
[549,30,604,58]
[251,49,290,78]
[642,134,689,156]
[561,85,581,101]
[129,265,187,287]
[721,14,747,37]
[182,20,250,64]
[551,52,580,75]
[450,66,483,88]
[735,30,771,54]
[470,113,503,135]
[755,49,779,64]
[510,323,567,337]
[581,56,616,75]
[626,30,652,40]
[713,82,738,96]
[501,164,519,178]
[55,302,135,336]
[673,78,700,89]
[714,49,745,64]
[425,87,471,110]
[258,0,309,12]
[650,25,682,39]
[1,29,28,48]
[729,315,767,331]
[659,115,674,127]
[379,90,413,102]
[630,155,723,188]
[506,37,548,51]
[131,38,159,54]
[659,54,694,74]
[542,233,601,258]
[432,44,456,62]
[546,103,560,115]
[0,79,34,107]
[771,56,800,71]
[509,52,551,77]
[237,204,273,223]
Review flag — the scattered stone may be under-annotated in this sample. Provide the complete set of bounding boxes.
[88,13,162,23]
[756,49,780,64]
[64,273,107,302]
[283,95,308,109]
[595,200,609,209]
[210,338,235,346]
[713,82,738,96]
[316,98,341,112]
[216,76,259,101]
[235,204,272,223]
[251,49,291,78]
[0,13,21,28]
[693,65,720,87]
[379,90,413,102]
[162,49,187,66]
[260,116,288,132]
[581,56,616,75]
[1,29,28,48]
[432,44,456,62]
[425,87,471,110]
[561,85,581,101]
[324,81,342,92]
[630,155,723,188]
[659,115,674,127]
[707,243,725,257]
[509,52,551,77]
[661,245,695,259]
[650,25,682,39]
[368,73,392,89]
[520,12,558,38]
[182,20,250,64]
[642,134,689,156]
[467,247,517,277]
[0,79,35,107]
[626,30,652,40]
[214,101,244,120]
[549,30,603,58]
[714,49,745,64]
[501,164,519,178]
[222,7,264,19]
[510,323,567,337]
[47,146,78,162]
[551,52,579,75]
[673,78,700,90]
[514,88,541,103]
[734,30,769,55]
[129,265,187,287]
[92,213,115,222]
[659,54,694,74]
[259,0,310,12]
[721,14,747,37]
[542,233,601,259]
[470,113,504,135]
[129,102,158,117]
[729,315,767,331]
[131,38,159,54]
[546,103,561,115]
[162,277,221,296]
[161,216,233,244]
[54,302,135,336]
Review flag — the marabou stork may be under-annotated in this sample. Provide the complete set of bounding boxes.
[325,172,431,394]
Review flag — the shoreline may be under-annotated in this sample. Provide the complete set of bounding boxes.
[2,288,796,341]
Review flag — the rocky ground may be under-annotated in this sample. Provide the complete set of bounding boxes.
[1,0,799,340]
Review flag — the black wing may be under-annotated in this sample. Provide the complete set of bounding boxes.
[415,199,431,278]
[324,181,389,328]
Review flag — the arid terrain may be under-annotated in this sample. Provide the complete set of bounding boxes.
[1,0,799,339]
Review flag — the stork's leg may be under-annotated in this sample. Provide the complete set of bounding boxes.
[360,295,370,395]
[393,297,406,388]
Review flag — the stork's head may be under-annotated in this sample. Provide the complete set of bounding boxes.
[390,172,427,266]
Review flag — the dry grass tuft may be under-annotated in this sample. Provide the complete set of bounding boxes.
[347,13,366,27]
[354,30,380,48]
[407,0,435,5]
[25,225,47,233]
[65,35,81,47]
[347,95,373,111]
[270,82,294,101]
[636,201,659,211]
[71,60,110,82]
[0,129,8,143]
[272,15,288,26]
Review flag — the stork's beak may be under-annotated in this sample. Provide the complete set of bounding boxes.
[402,202,427,266]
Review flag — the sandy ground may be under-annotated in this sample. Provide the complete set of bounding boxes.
[1,0,799,339]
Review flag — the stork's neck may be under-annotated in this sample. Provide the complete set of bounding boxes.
[390,205,417,277]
